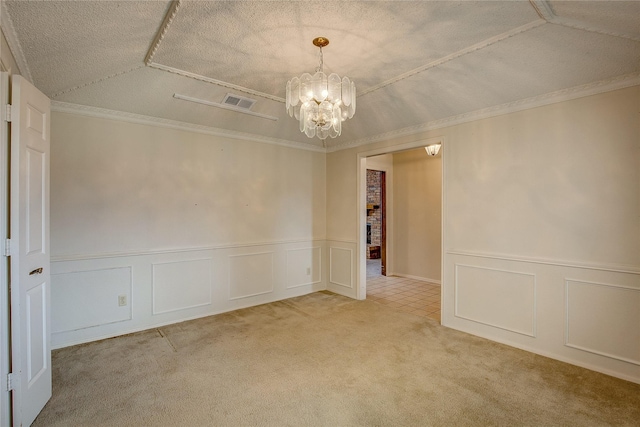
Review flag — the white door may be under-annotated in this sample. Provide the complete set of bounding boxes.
[9,75,51,426]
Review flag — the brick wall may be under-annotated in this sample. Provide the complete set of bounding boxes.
[366,169,382,258]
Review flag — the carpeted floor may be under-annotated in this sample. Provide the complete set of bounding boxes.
[34,291,640,426]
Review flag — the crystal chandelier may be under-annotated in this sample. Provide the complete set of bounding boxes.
[286,37,356,140]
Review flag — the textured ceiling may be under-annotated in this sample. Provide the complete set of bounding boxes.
[3,0,640,149]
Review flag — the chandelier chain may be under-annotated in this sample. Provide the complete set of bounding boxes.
[316,47,324,73]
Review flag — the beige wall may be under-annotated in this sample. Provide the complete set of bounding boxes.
[0,29,19,75]
[326,149,357,241]
[51,112,326,256]
[445,87,639,265]
[393,148,441,282]
[49,111,327,347]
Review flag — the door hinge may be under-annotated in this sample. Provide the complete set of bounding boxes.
[4,239,11,257]
[4,104,11,122]
[6,372,17,391]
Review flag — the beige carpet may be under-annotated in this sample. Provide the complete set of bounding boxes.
[34,291,639,426]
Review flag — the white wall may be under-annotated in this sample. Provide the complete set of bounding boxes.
[326,85,640,383]
[392,148,441,282]
[50,111,327,347]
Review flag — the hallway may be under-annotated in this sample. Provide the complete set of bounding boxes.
[366,259,441,322]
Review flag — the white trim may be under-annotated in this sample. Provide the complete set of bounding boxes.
[0,71,10,427]
[51,238,326,263]
[329,73,640,152]
[0,2,33,82]
[144,0,182,65]
[50,101,325,153]
[447,249,640,276]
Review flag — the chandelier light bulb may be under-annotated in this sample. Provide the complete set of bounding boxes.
[286,37,356,140]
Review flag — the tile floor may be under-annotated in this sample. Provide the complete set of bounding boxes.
[366,259,441,322]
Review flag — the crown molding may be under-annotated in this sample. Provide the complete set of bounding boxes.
[51,101,325,153]
[144,0,182,65]
[0,0,33,82]
[329,73,640,152]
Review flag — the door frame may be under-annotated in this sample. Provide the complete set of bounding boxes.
[356,136,445,300]
[0,72,11,427]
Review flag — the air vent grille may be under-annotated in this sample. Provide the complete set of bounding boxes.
[222,93,256,110]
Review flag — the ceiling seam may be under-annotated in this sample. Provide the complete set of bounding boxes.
[0,0,33,83]
[547,18,640,43]
[358,19,546,97]
[330,72,640,152]
[530,0,640,42]
[144,0,182,66]
[50,65,146,99]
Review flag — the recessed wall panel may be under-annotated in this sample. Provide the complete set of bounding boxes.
[229,252,274,300]
[51,267,132,333]
[455,264,536,336]
[329,247,352,288]
[286,247,321,288]
[152,259,212,314]
[566,280,640,365]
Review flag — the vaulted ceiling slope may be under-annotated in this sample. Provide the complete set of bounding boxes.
[2,1,639,150]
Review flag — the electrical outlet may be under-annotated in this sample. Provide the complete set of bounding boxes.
[306,267,311,275]
[118,295,127,307]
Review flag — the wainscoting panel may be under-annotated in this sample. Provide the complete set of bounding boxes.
[286,247,321,289]
[228,252,274,300]
[152,259,212,315]
[50,240,326,349]
[566,280,640,365]
[329,247,353,289]
[51,267,132,333]
[454,264,536,337]
[445,251,640,384]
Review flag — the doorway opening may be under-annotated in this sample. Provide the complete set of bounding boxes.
[366,169,386,278]
[358,138,444,323]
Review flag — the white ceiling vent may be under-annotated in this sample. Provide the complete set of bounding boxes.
[223,93,256,110]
